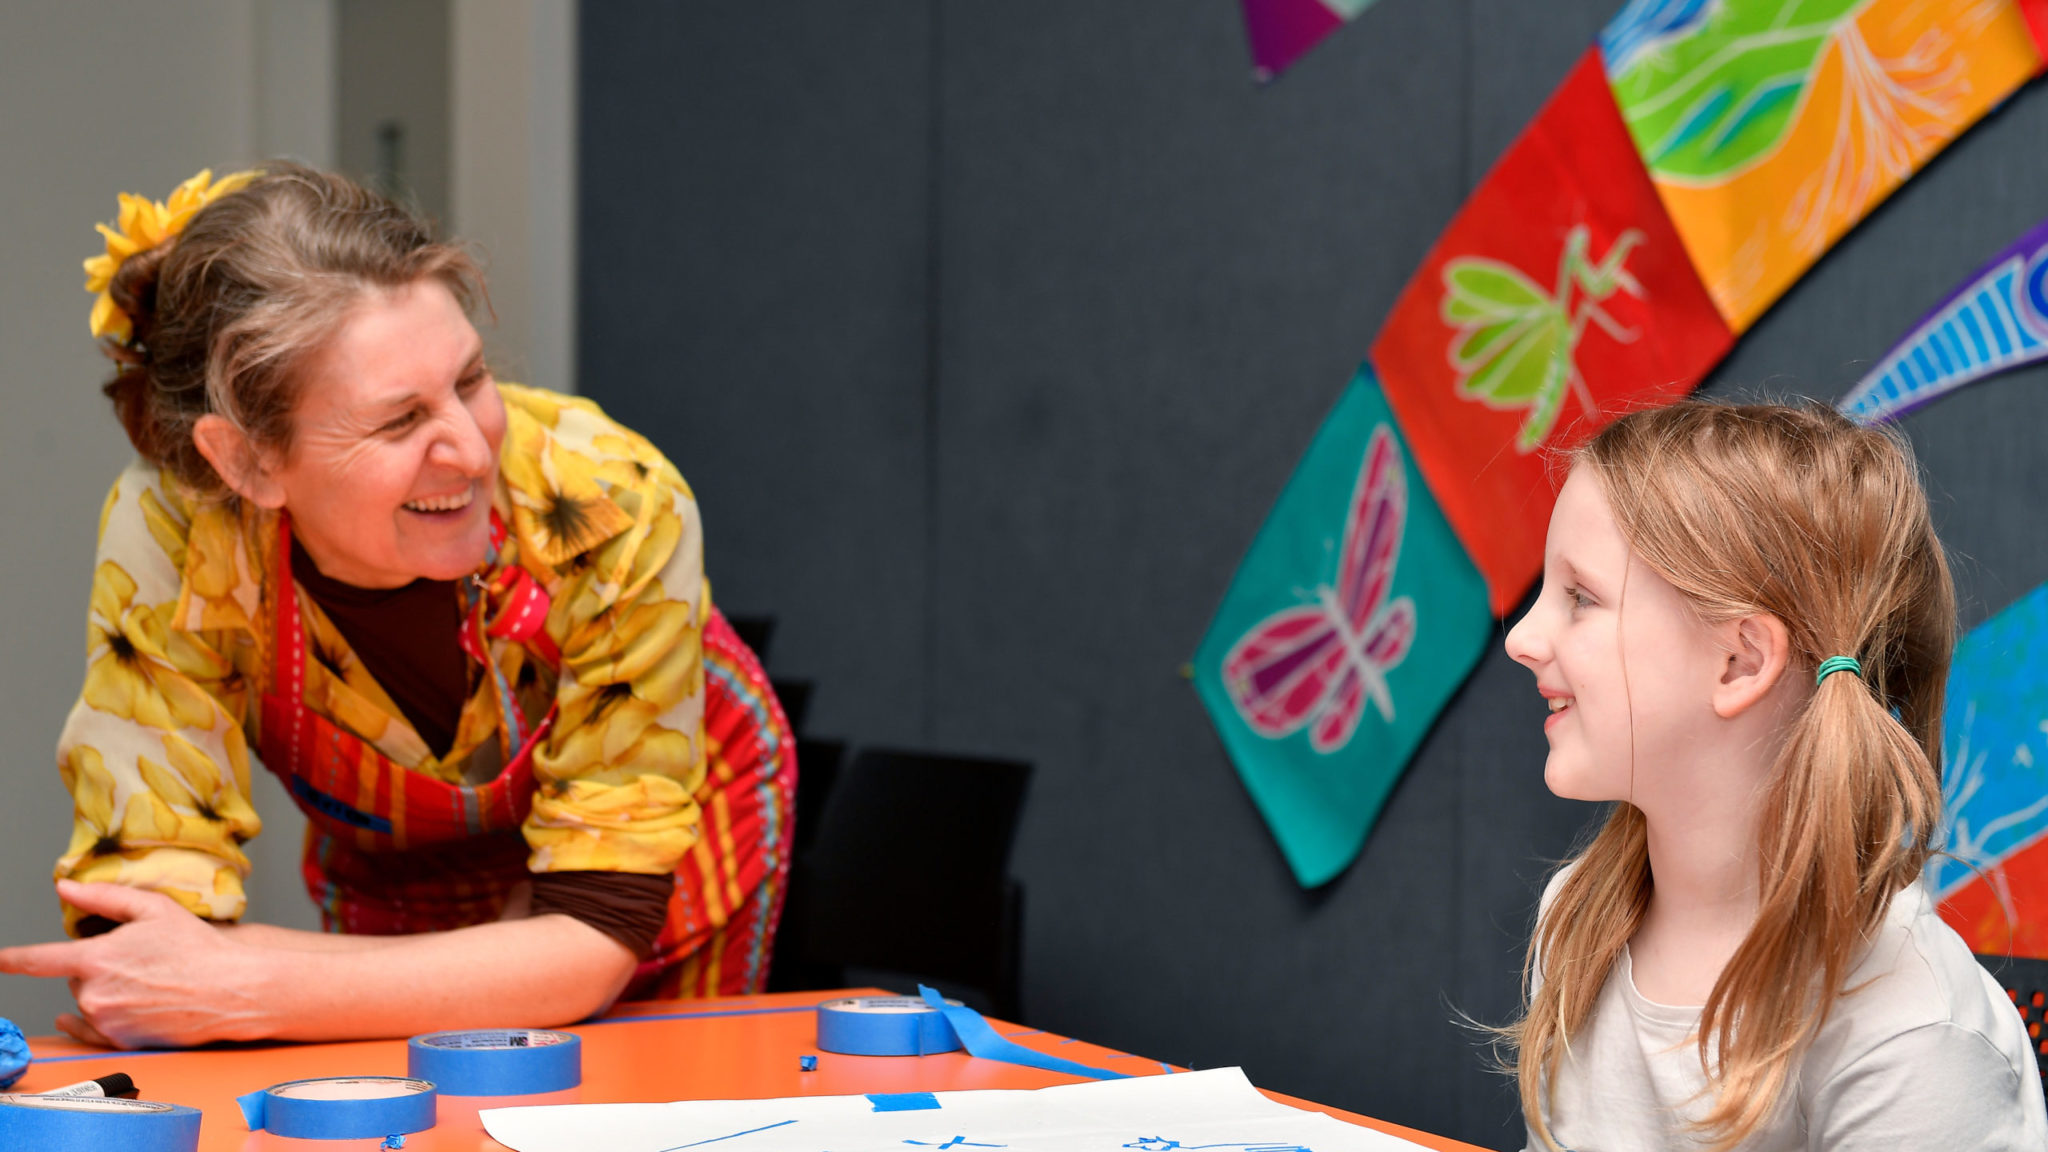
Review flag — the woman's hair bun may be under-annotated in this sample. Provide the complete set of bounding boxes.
[102,242,174,463]
[107,242,171,355]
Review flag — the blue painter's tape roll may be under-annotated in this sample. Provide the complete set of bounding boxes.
[237,1076,436,1140]
[0,1093,200,1151]
[407,1029,581,1096]
[815,996,964,1056]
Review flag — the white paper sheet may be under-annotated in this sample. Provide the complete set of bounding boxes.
[479,1067,1433,1152]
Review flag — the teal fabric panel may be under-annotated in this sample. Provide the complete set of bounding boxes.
[1193,366,1491,887]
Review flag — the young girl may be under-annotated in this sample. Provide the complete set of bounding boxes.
[1503,402,2047,1149]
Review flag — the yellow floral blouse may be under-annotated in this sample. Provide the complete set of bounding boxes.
[54,385,708,933]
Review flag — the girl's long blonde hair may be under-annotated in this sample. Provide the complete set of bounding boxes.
[1511,401,1956,1150]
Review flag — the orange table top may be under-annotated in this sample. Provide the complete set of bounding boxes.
[13,988,1487,1151]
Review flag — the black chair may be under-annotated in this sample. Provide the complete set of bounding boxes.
[1974,953,2048,1093]
[789,737,846,857]
[770,748,1031,1019]
[726,614,776,663]
[771,678,814,734]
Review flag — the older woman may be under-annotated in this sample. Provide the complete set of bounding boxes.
[0,165,794,1049]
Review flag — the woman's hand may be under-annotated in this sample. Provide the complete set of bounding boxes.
[0,880,277,1049]
[0,880,636,1046]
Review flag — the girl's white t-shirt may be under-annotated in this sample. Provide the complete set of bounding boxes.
[1526,870,2048,1151]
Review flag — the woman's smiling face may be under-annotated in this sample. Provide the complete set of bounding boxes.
[1504,465,1725,806]
[247,279,505,588]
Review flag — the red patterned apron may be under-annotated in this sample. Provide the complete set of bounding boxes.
[255,516,795,1000]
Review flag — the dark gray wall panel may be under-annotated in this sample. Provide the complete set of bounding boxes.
[924,0,1500,1142]
[581,1,2048,1147]
[578,1,934,745]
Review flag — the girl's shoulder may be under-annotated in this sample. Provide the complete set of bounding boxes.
[1535,858,1579,917]
[1800,882,2043,1132]
[1834,882,2011,1038]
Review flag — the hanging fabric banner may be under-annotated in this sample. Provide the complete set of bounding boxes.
[1933,582,2048,958]
[1204,0,2045,882]
[1240,0,1384,83]
[1839,216,2048,423]
[1600,0,2040,334]
[2025,0,2048,65]
[1370,51,1733,614]
[1193,367,1490,887]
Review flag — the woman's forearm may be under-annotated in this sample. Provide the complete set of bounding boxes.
[241,913,635,1041]
[215,922,404,952]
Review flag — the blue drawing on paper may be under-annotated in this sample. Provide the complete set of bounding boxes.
[662,1119,800,1150]
[903,1140,1005,1149]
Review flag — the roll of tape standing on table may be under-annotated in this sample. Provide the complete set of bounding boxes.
[236,1076,436,1141]
[815,996,965,1056]
[408,1029,581,1096]
[0,1093,201,1151]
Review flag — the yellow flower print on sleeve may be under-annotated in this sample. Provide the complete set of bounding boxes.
[84,561,223,733]
[501,425,634,567]
[544,687,698,788]
[556,490,688,628]
[141,731,261,850]
[499,382,574,428]
[526,775,701,874]
[138,487,191,571]
[174,500,259,634]
[562,594,696,688]
[591,430,683,486]
[53,743,251,930]
[525,595,704,872]
[56,744,120,870]
[494,385,709,877]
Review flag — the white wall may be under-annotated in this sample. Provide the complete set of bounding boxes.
[0,0,575,1035]
[0,0,333,1032]
[452,0,579,394]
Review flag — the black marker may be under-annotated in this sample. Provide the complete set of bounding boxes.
[40,1073,137,1099]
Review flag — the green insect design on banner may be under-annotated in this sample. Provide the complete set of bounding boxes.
[1439,224,1647,451]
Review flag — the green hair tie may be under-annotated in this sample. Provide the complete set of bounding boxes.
[1815,655,1863,686]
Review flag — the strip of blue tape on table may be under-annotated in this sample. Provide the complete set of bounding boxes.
[917,985,1129,1080]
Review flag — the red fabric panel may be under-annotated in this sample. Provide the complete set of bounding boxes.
[1369,50,1733,614]
[2023,0,2048,72]
[1940,832,2048,959]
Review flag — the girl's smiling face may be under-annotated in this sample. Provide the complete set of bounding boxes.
[1505,466,1728,808]
[227,279,505,588]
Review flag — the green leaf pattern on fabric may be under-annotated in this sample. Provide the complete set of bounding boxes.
[1610,0,1868,183]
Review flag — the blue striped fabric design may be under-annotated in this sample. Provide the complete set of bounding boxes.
[1842,255,2048,424]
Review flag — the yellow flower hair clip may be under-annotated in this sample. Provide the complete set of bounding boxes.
[82,167,260,344]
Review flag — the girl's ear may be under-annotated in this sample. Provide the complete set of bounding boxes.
[1712,612,1792,719]
[192,414,286,509]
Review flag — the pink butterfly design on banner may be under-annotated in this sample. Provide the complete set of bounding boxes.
[1222,425,1417,753]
